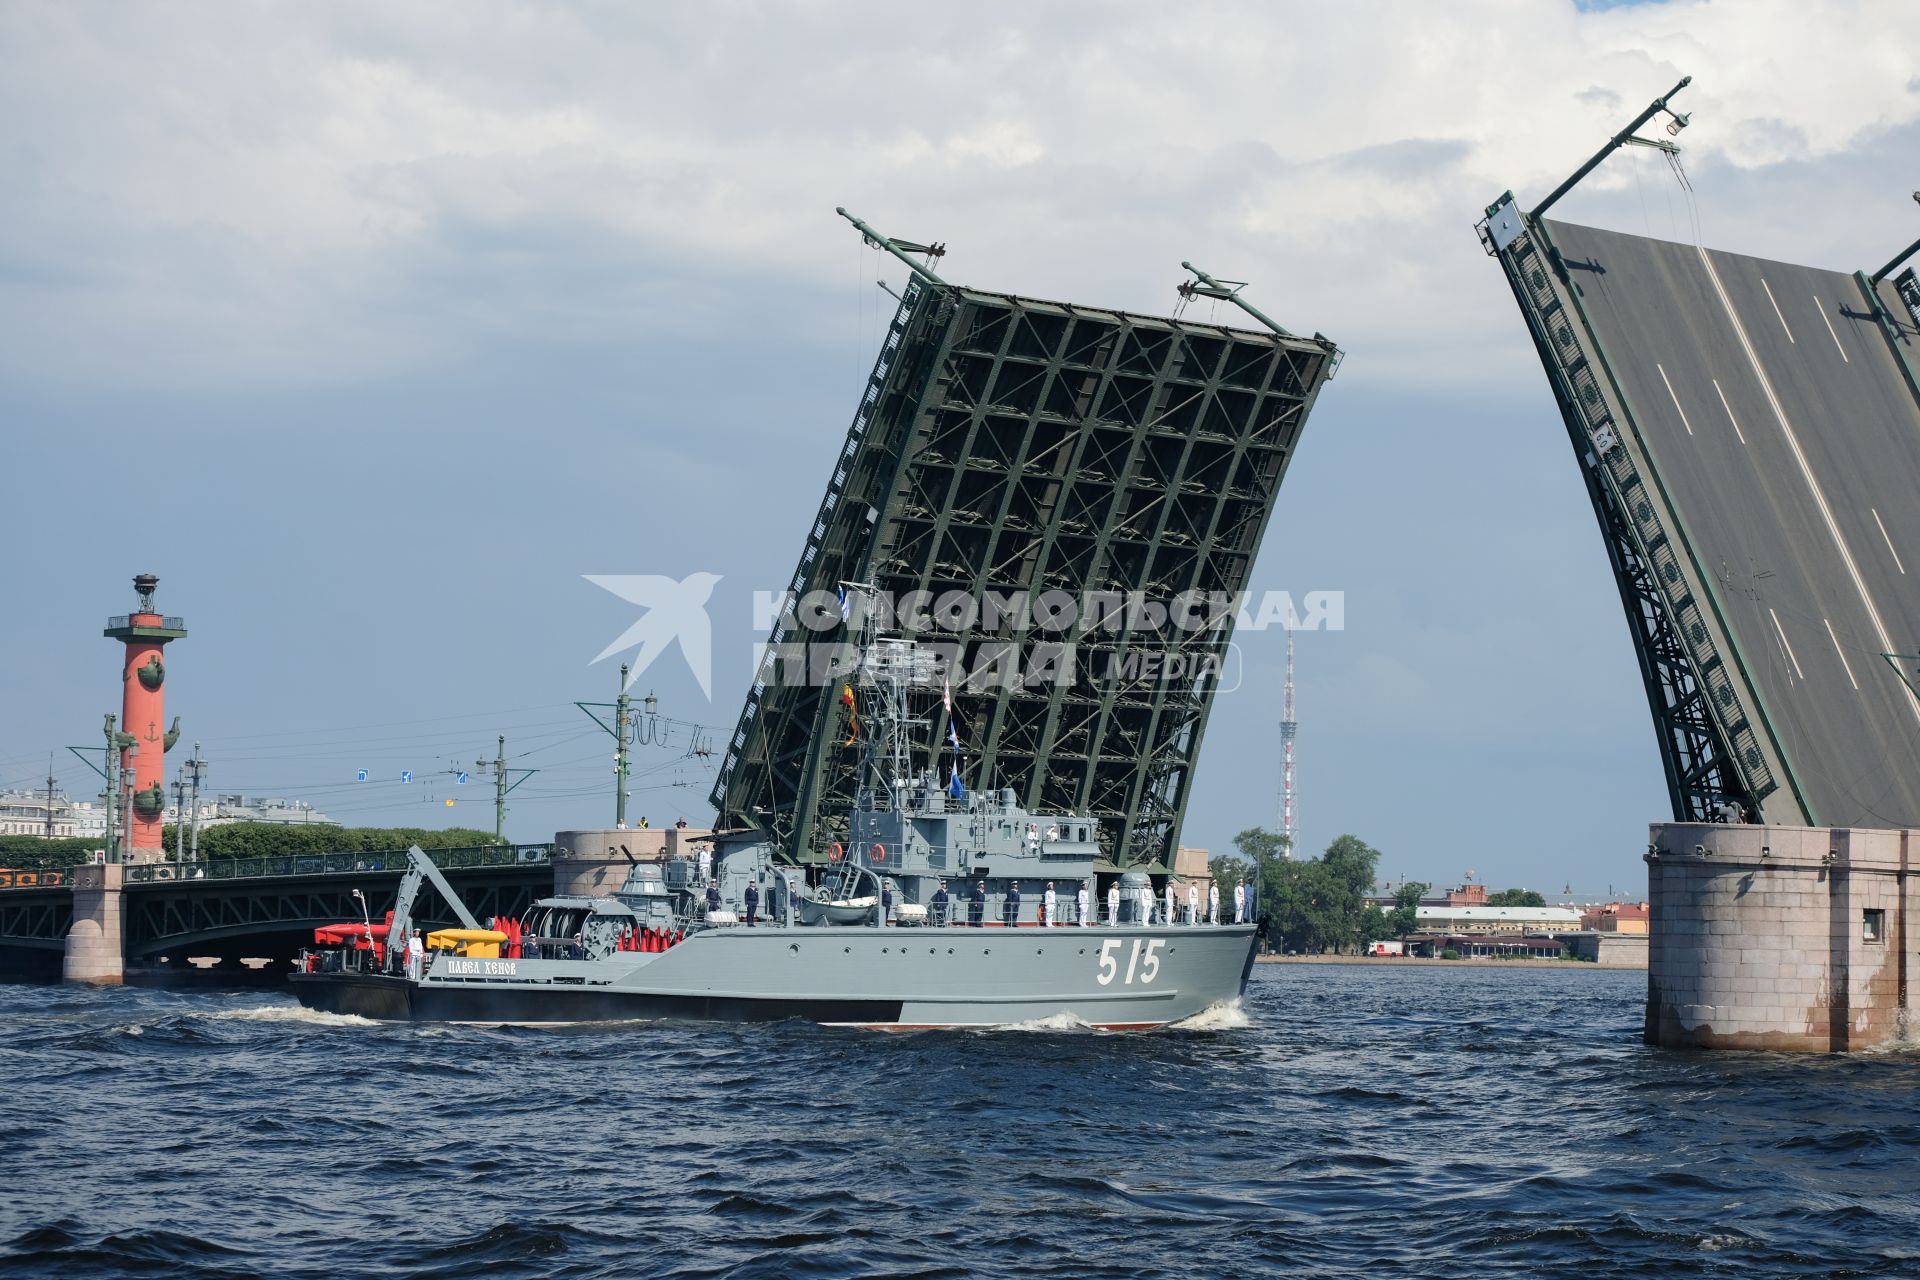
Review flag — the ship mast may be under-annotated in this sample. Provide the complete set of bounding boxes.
[843,582,933,811]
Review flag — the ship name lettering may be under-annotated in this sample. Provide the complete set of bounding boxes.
[446,959,518,977]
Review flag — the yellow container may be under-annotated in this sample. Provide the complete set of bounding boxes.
[425,928,508,958]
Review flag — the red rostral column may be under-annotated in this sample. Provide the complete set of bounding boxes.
[103,574,186,858]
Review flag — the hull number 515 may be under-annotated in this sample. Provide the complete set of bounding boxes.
[1096,938,1164,986]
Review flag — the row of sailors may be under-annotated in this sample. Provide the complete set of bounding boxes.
[923,878,1251,927]
[686,877,1251,931]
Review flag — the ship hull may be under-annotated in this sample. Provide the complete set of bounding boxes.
[289,923,1258,1030]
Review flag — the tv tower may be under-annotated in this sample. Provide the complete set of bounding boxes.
[1280,626,1297,860]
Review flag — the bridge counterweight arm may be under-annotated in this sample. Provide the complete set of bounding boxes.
[1531,75,1692,223]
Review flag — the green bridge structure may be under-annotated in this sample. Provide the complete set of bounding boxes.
[713,211,1341,869]
[0,845,554,983]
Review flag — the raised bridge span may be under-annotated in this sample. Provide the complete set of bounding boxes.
[1484,197,1920,829]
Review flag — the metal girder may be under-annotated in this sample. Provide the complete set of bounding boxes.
[1479,196,1789,824]
[713,278,1339,867]
[0,891,72,948]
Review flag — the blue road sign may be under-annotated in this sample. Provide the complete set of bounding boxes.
[356,769,369,782]
[401,770,413,784]
[455,771,469,785]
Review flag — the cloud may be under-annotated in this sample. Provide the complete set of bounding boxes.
[3,1,1918,397]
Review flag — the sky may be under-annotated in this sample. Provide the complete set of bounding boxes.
[3,0,1918,897]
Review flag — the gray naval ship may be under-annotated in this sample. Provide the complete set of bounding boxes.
[291,613,1258,1030]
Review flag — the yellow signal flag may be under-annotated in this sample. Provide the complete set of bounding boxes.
[445,798,455,807]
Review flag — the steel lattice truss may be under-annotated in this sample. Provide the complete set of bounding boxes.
[0,891,72,949]
[714,279,1339,867]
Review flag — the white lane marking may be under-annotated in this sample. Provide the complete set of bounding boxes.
[1814,297,1849,363]
[1761,278,1795,342]
[1711,378,1747,443]
[1657,363,1695,436]
[1698,245,1920,727]
[1872,507,1906,574]
[1769,608,1807,681]
[1824,617,1860,691]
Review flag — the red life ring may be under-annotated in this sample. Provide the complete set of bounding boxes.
[829,842,845,862]
[871,842,887,863]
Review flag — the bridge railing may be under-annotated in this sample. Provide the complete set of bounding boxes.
[0,870,66,890]
[123,844,554,884]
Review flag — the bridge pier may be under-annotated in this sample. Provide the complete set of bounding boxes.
[1646,823,1915,1052]
[63,861,125,985]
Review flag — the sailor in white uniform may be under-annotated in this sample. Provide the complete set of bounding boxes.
[1106,883,1120,926]
[406,932,425,980]
[1042,882,1057,927]
[1208,882,1220,925]
[1137,882,1154,926]
[698,845,713,885]
[1164,881,1177,927]
[1076,882,1090,926]
[1234,880,1246,924]
[1187,883,1199,925]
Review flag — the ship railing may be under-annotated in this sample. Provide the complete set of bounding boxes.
[905,902,1233,928]
[294,946,384,976]
[125,843,553,883]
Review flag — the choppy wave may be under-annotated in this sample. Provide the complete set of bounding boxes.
[196,1005,380,1028]
[979,1010,1095,1033]
[1,967,1916,1279]
[1167,998,1251,1031]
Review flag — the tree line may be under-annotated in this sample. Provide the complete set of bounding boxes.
[0,823,505,868]
[1208,827,1548,954]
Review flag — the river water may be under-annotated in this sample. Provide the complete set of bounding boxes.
[2,963,1916,1278]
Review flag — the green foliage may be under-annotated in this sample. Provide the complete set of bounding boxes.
[1357,905,1392,946]
[0,835,102,869]
[1230,827,1289,868]
[1486,888,1546,907]
[1440,948,1460,960]
[157,823,502,861]
[0,824,504,870]
[1233,828,1382,954]
[1388,880,1429,938]
[1208,853,1252,891]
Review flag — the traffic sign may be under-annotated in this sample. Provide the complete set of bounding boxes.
[455,771,469,785]
[401,770,413,784]
[356,769,369,782]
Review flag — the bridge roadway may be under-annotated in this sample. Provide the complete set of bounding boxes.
[1545,220,1920,827]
